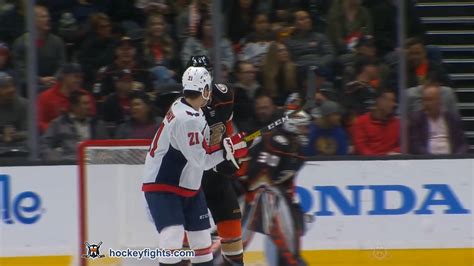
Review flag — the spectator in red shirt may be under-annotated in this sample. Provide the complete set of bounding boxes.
[37,63,96,133]
[352,89,400,155]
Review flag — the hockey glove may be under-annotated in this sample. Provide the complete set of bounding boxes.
[222,132,248,169]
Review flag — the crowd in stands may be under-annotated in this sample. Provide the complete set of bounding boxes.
[0,0,468,160]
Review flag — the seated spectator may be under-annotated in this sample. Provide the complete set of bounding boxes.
[232,61,262,129]
[41,90,108,161]
[143,13,177,70]
[0,1,25,46]
[181,16,235,71]
[227,0,258,44]
[341,57,378,127]
[176,0,212,44]
[0,42,14,77]
[284,10,334,68]
[305,101,348,156]
[409,84,467,155]
[77,13,116,89]
[407,80,459,117]
[101,69,145,130]
[327,0,373,54]
[238,13,275,67]
[369,0,425,56]
[12,5,65,91]
[261,42,298,105]
[404,38,450,88]
[352,89,400,155]
[116,91,161,139]
[0,72,27,151]
[38,63,96,133]
[94,36,154,98]
[243,12,276,44]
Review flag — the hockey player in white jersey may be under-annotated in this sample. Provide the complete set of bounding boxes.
[142,66,248,266]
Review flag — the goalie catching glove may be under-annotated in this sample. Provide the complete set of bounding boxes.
[222,132,248,169]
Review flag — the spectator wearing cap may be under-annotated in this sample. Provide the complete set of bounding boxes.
[284,10,334,68]
[41,90,108,161]
[352,89,400,155]
[327,0,373,54]
[94,36,154,98]
[181,16,235,71]
[101,69,145,132]
[261,42,298,105]
[0,72,27,149]
[12,5,66,91]
[116,91,162,139]
[78,13,117,89]
[305,101,348,156]
[409,84,467,155]
[38,63,96,133]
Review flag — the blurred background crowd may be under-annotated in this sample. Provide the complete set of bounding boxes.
[0,0,471,161]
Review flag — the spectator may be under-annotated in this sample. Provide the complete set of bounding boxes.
[407,80,459,117]
[284,10,334,68]
[94,36,154,98]
[38,63,96,133]
[71,0,104,27]
[143,13,177,69]
[116,91,161,139]
[243,12,276,44]
[41,90,108,161]
[77,13,116,89]
[232,61,260,129]
[341,57,379,126]
[175,0,212,44]
[352,89,400,155]
[0,42,14,76]
[305,101,348,156]
[227,0,258,44]
[181,16,235,70]
[238,13,275,67]
[405,37,450,88]
[327,0,373,54]
[409,84,467,155]
[251,94,282,132]
[101,69,144,130]
[0,72,27,150]
[12,5,66,91]
[0,1,25,46]
[261,42,298,105]
[369,0,424,56]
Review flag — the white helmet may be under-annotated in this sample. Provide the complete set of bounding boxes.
[182,66,212,100]
[283,110,311,135]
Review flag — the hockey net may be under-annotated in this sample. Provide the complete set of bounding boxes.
[78,139,159,266]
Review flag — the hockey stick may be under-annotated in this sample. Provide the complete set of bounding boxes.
[243,66,318,143]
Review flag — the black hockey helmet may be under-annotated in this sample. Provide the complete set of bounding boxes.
[187,55,212,71]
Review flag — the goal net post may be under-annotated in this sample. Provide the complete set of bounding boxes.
[77,139,159,266]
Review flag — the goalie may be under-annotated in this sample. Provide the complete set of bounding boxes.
[241,95,310,266]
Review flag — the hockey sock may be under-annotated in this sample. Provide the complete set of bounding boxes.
[217,220,244,265]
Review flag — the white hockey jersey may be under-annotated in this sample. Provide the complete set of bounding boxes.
[142,98,225,197]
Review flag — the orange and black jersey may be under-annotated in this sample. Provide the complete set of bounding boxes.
[246,128,305,192]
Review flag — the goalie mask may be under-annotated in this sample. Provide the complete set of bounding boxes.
[182,66,212,100]
[283,110,311,135]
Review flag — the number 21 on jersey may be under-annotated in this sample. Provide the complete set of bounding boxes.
[188,132,200,146]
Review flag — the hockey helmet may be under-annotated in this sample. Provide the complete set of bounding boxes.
[182,66,212,100]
